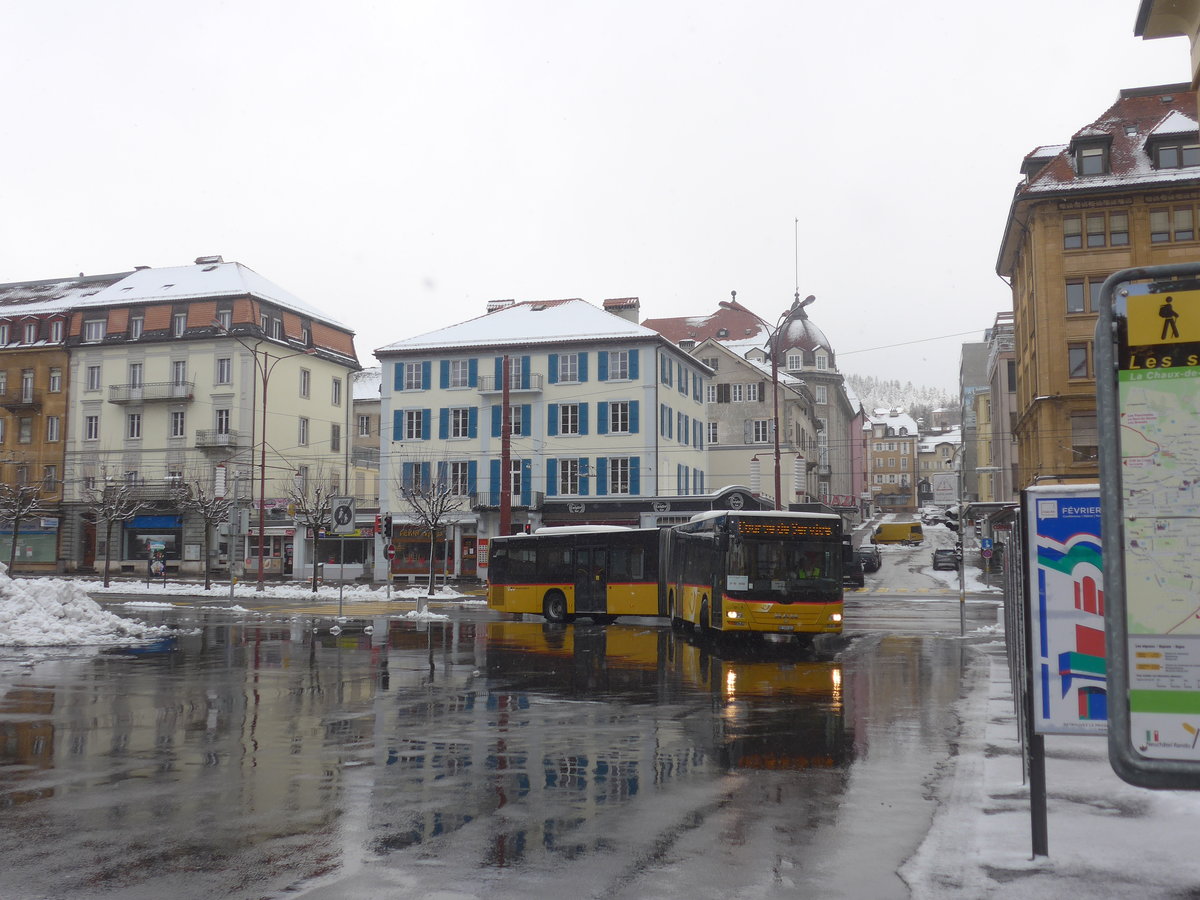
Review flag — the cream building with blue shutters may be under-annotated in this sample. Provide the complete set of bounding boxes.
[373,297,709,581]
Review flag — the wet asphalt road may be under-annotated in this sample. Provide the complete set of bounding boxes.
[0,596,999,899]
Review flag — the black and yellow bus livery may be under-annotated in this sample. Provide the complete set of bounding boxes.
[664,510,843,639]
[487,511,844,641]
[486,526,662,624]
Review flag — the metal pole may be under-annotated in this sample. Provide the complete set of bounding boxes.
[257,352,268,591]
[771,349,782,510]
[499,354,512,536]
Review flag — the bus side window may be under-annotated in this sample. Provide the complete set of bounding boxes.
[540,546,572,582]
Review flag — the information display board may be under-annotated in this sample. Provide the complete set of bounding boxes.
[1097,265,1200,789]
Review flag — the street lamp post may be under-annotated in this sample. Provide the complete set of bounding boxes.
[719,291,814,511]
[214,322,315,591]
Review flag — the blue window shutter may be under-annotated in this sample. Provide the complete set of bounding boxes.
[630,458,640,495]
[630,400,639,434]
[436,461,447,487]
[421,461,431,486]
[546,458,558,496]
[393,410,403,441]
[598,351,609,381]
[548,403,559,436]
[596,457,607,495]
[468,358,478,387]
[579,457,590,496]
[494,356,503,385]
[597,402,609,435]
[579,403,588,435]
[402,462,413,488]
[491,405,501,437]
[421,361,431,390]
[521,356,531,389]
[439,360,449,389]
[548,354,559,384]
[468,460,477,495]
[421,409,431,440]
[489,458,500,499]
[394,363,404,392]
[521,404,531,434]
[629,349,639,380]
[677,464,684,494]
[578,353,588,382]
[438,408,449,440]
[521,459,531,505]
[468,406,478,438]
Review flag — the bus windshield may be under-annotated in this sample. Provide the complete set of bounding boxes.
[726,536,836,595]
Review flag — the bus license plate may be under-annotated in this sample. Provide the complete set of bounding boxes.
[778,625,794,632]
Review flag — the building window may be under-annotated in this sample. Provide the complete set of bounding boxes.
[609,350,630,380]
[331,377,342,406]
[746,382,761,402]
[358,414,371,437]
[1068,343,1090,379]
[1077,145,1107,175]
[0,324,7,344]
[731,383,744,403]
[448,359,471,388]
[404,409,423,440]
[85,415,99,441]
[171,410,186,438]
[331,423,341,452]
[217,357,232,384]
[1146,206,1198,243]
[295,465,308,490]
[130,316,144,339]
[86,365,102,391]
[216,408,230,435]
[216,308,232,331]
[449,461,470,495]
[559,403,580,435]
[46,416,60,442]
[559,353,579,383]
[0,417,4,442]
[450,407,471,438]
[559,458,580,495]
[173,312,187,337]
[127,413,142,440]
[300,368,310,398]
[815,352,828,370]
[1071,413,1098,461]
[815,385,828,404]
[172,360,187,385]
[701,356,719,370]
[610,400,631,434]
[1066,277,1108,314]
[705,384,717,403]
[404,362,424,390]
[751,419,771,443]
[298,417,309,445]
[707,421,719,444]
[260,313,270,333]
[84,320,106,342]
[50,320,63,342]
[49,367,61,392]
[42,465,57,493]
[1155,142,1200,169]
[128,362,143,388]
[609,458,631,495]
[23,322,37,344]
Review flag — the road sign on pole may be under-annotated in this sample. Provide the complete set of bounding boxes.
[331,497,356,535]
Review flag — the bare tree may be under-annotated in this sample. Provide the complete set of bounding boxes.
[395,459,469,599]
[0,482,49,575]
[284,468,336,593]
[171,474,233,591]
[83,479,151,588]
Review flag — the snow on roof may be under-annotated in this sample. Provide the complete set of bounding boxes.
[869,408,920,435]
[352,366,381,401]
[0,272,132,317]
[919,426,962,452]
[73,260,348,330]
[375,298,665,354]
[1150,108,1199,136]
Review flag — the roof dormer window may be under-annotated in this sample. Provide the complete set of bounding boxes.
[1077,145,1108,176]
[1154,142,1200,169]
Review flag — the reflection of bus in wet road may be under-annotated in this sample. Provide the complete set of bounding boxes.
[484,620,852,771]
[487,511,844,644]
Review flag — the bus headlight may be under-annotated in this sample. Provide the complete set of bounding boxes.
[726,610,741,620]
[831,613,843,623]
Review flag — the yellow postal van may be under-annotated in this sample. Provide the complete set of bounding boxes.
[871,522,924,545]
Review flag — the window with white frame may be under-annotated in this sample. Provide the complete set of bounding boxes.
[216,357,232,384]
[130,316,144,339]
[450,461,470,495]
[42,465,56,492]
[173,312,187,337]
[23,322,37,344]
[172,360,187,385]
[85,365,100,392]
[49,367,61,392]
[128,362,143,388]
[331,377,342,406]
[707,421,719,444]
[0,324,7,344]
[815,385,827,404]
[731,383,744,402]
[300,368,310,398]
[404,409,424,440]
[558,458,580,495]
[705,384,717,403]
[786,352,802,370]
[357,414,371,437]
[84,320,106,342]
[448,359,471,388]
[85,415,99,440]
[609,350,630,380]
[216,308,232,331]
[171,410,186,438]
[450,407,471,438]
[815,352,828,370]
[298,417,309,445]
[45,416,60,442]
[216,408,230,435]
[610,400,631,434]
[508,459,523,496]
[609,457,631,495]
[50,320,63,342]
[127,413,142,440]
[751,419,771,443]
[746,382,761,401]
[559,353,579,383]
[404,362,424,390]
[559,403,580,435]
[508,405,524,436]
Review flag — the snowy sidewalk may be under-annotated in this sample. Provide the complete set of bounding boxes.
[901,640,1200,897]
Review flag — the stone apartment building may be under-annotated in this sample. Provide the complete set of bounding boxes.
[865,408,920,513]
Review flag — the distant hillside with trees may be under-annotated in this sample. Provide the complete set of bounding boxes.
[844,374,957,430]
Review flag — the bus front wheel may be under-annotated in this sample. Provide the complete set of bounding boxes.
[543,591,571,624]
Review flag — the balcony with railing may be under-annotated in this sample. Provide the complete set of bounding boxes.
[0,389,41,412]
[476,373,543,394]
[352,445,380,468]
[196,429,241,449]
[109,381,196,403]
[470,490,544,509]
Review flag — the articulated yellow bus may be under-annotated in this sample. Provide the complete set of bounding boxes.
[487,511,844,643]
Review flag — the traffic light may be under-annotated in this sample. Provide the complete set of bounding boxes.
[374,513,382,532]
[382,514,392,535]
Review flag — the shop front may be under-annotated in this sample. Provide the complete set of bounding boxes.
[245,526,295,578]
[387,521,477,583]
[0,515,60,574]
[121,514,183,574]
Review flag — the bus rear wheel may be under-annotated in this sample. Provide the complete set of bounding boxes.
[697,599,711,635]
[543,591,571,624]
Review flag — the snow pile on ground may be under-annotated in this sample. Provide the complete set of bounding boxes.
[83,578,480,603]
[0,563,173,647]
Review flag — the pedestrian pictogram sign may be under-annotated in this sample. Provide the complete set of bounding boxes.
[331,497,356,535]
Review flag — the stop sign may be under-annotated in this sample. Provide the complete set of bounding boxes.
[385,544,396,560]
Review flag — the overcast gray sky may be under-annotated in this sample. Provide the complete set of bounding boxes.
[0,1,1188,392]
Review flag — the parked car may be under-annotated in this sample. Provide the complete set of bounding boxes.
[855,546,882,572]
[932,548,958,570]
[843,554,865,587]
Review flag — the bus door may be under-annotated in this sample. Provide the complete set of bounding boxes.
[574,546,608,614]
